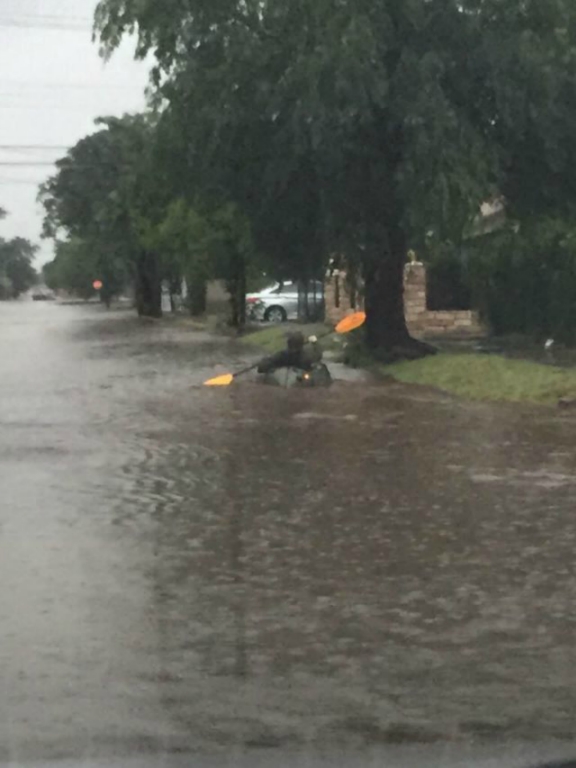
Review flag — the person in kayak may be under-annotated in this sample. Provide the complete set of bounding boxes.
[257,331,322,374]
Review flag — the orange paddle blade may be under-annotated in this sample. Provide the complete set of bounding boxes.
[335,311,366,335]
[204,373,235,387]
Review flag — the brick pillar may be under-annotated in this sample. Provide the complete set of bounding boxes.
[324,275,341,325]
[404,262,427,332]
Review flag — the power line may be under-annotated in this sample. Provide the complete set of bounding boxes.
[0,160,135,168]
[0,18,91,32]
[0,13,91,23]
[0,178,46,185]
[0,162,57,167]
[0,80,143,91]
[1,12,91,22]
[0,104,110,112]
[0,98,145,110]
[0,92,134,101]
[0,13,92,26]
[0,100,131,109]
[0,94,142,101]
[0,145,70,151]
[0,23,89,32]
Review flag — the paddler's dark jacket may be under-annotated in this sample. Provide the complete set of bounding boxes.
[257,333,322,373]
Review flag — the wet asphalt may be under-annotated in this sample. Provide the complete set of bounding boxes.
[1,301,576,766]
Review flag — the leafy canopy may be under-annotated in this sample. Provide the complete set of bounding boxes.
[39,115,162,302]
[91,0,576,343]
[94,0,576,247]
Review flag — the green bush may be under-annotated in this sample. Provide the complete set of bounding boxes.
[468,218,576,344]
[425,244,472,311]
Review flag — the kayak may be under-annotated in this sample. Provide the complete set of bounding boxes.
[257,363,333,388]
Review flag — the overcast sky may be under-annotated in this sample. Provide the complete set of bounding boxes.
[0,0,150,266]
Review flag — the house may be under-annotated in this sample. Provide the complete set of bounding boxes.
[325,259,484,338]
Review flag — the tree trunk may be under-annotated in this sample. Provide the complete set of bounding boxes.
[227,254,246,330]
[363,225,435,361]
[188,277,207,316]
[135,251,162,318]
[169,277,181,313]
[100,286,112,309]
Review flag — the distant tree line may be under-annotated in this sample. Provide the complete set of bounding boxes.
[38,0,576,357]
[0,207,38,300]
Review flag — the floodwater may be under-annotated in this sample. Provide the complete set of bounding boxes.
[1,302,576,764]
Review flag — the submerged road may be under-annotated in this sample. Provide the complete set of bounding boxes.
[1,302,576,765]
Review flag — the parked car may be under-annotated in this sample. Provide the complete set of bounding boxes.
[246,280,324,322]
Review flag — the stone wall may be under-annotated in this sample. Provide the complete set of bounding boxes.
[325,262,484,337]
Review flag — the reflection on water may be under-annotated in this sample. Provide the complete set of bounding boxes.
[1,302,576,761]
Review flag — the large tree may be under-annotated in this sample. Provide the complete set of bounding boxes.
[43,237,128,304]
[0,238,38,298]
[94,0,576,356]
[151,197,253,320]
[0,209,38,298]
[40,115,164,317]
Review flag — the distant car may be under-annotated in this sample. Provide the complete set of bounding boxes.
[246,280,324,322]
[32,291,56,301]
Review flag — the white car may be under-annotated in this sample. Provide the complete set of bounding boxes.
[246,280,324,322]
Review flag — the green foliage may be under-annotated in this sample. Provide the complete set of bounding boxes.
[41,115,149,243]
[0,236,38,299]
[196,202,256,326]
[468,218,576,344]
[425,244,472,311]
[43,240,95,299]
[39,106,264,322]
[92,0,576,349]
[151,199,210,315]
[151,198,258,320]
[0,208,38,299]
[40,115,161,315]
[43,238,128,302]
[198,203,254,280]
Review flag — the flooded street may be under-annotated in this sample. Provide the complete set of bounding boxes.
[1,302,576,764]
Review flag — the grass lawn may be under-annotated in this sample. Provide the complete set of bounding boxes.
[239,323,336,353]
[385,353,576,405]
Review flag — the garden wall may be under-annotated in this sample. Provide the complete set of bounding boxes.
[325,262,484,338]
